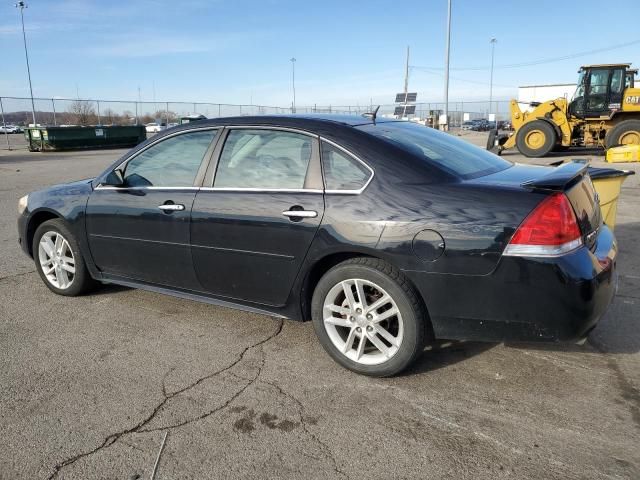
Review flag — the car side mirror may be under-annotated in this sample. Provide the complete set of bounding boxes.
[103,168,125,187]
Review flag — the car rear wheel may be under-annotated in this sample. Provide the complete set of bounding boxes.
[33,219,96,296]
[311,258,428,377]
[516,120,556,157]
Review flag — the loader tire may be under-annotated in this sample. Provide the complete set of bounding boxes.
[605,120,640,148]
[486,129,497,150]
[516,120,556,158]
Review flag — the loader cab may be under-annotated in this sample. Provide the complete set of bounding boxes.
[568,64,630,118]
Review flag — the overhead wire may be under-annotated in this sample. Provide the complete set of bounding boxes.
[410,39,640,72]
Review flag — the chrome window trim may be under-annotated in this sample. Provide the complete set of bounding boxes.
[97,126,220,188]
[319,137,374,195]
[95,185,324,194]
[219,125,318,137]
[96,126,374,195]
[95,186,201,191]
[199,187,324,193]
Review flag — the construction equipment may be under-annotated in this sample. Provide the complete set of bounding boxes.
[499,64,640,157]
[588,167,635,230]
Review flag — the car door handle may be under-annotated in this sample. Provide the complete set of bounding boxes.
[158,204,185,211]
[282,210,317,218]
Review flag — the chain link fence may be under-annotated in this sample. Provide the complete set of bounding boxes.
[294,100,511,126]
[1,95,511,150]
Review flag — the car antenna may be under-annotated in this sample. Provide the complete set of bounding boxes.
[362,105,380,124]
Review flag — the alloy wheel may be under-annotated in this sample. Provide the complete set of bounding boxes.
[323,278,403,365]
[38,231,75,289]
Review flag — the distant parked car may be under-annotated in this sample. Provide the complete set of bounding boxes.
[472,120,490,131]
[145,122,166,133]
[461,121,476,131]
[0,125,22,134]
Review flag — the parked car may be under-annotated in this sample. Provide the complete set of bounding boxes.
[472,120,491,131]
[16,115,617,376]
[0,124,22,134]
[461,121,476,131]
[145,122,166,133]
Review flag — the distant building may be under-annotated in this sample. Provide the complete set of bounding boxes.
[517,83,576,111]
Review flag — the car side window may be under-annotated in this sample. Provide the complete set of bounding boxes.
[321,141,372,191]
[214,129,312,189]
[123,130,216,187]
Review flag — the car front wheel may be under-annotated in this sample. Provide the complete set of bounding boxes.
[33,219,96,296]
[311,258,428,377]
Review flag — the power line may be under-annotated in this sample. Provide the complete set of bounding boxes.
[411,39,640,71]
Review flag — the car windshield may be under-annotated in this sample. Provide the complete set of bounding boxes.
[357,121,512,179]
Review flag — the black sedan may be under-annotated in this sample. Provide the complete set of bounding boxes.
[17,115,617,376]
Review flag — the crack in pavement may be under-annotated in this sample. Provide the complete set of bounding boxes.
[258,378,350,480]
[139,342,269,433]
[46,318,284,479]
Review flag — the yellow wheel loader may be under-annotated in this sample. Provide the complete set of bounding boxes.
[499,64,640,157]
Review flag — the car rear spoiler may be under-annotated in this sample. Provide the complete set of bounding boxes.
[521,161,589,191]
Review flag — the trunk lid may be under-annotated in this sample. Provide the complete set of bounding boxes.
[474,162,602,250]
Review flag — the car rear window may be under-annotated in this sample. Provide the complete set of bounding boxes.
[357,121,512,179]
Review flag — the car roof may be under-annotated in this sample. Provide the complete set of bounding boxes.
[174,114,398,132]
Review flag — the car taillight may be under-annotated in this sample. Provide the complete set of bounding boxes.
[503,192,583,257]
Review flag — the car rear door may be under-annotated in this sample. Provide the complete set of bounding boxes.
[86,128,220,289]
[190,127,325,306]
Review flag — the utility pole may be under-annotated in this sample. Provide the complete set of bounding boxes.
[290,57,297,113]
[443,0,452,130]
[15,1,36,126]
[152,81,157,120]
[403,46,410,97]
[403,46,410,115]
[489,38,497,120]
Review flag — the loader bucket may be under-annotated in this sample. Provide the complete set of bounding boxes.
[588,168,635,230]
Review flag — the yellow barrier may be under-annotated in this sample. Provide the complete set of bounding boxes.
[606,144,640,163]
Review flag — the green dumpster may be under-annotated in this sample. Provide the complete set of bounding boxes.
[180,114,207,125]
[24,125,146,152]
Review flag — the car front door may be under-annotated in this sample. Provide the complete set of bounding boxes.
[190,127,325,306]
[86,128,219,289]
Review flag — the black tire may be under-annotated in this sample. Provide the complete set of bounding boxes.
[311,257,429,377]
[515,120,556,158]
[486,129,498,150]
[32,219,97,296]
[605,119,640,149]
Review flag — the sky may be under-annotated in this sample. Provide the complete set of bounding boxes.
[1,0,640,108]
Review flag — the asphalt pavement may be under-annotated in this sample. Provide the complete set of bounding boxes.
[1,131,639,479]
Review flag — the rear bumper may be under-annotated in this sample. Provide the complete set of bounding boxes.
[405,225,617,343]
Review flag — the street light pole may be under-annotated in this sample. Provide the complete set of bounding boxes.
[489,38,497,120]
[443,0,451,130]
[290,57,297,113]
[15,1,36,126]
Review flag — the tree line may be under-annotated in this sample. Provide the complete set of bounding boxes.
[2,100,179,126]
